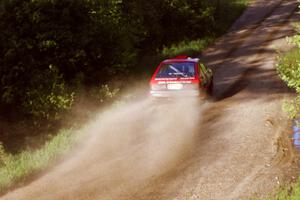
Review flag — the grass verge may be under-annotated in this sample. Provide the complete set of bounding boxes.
[0,129,77,194]
[272,181,300,200]
[162,37,215,58]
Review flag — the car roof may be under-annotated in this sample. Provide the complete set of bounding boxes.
[161,55,199,64]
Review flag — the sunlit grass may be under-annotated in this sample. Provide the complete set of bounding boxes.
[271,180,300,200]
[162,37,215,58]
[0,129,77,193]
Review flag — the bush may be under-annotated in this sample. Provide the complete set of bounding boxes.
[277,24,300,119]
[0,0,132,125]
[22,66,75,122]
[92,84,120,103]
[162,37,215,58]
[121,0,248,49]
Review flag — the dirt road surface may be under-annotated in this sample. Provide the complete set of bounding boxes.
[1,0,299,199]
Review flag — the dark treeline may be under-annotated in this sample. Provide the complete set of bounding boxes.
[0,0,246,128]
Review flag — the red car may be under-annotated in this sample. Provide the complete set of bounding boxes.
[149,56,213,98]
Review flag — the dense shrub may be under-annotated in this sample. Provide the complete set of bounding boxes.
[0,0,132,123]
[21,67,74,121]
[121,0,247,49]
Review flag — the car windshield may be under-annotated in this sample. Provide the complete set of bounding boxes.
[156,62,195,78]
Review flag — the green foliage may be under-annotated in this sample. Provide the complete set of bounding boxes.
[1,64,74,122]
[0,0,131,124]
[277,25,300,119]
[282,96,300,119]
[277,48,300,93]
[0,129,77,193]
[162,37,215,58]
[22,67,75,121]
[121,0,247,48]
[92,84,120,103]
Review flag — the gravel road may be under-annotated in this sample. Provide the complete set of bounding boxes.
[1,0,299,199]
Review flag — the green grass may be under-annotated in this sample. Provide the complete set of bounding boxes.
[162,37,215,58]
[277,47,300,119]
[0,129,77,194]
[272,181,300,200]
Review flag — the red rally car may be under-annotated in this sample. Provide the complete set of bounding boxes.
[149,55,213,98]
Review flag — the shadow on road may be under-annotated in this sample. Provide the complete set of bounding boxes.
[200,0,299,102]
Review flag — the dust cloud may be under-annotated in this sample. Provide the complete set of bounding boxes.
[2,97,204,200]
